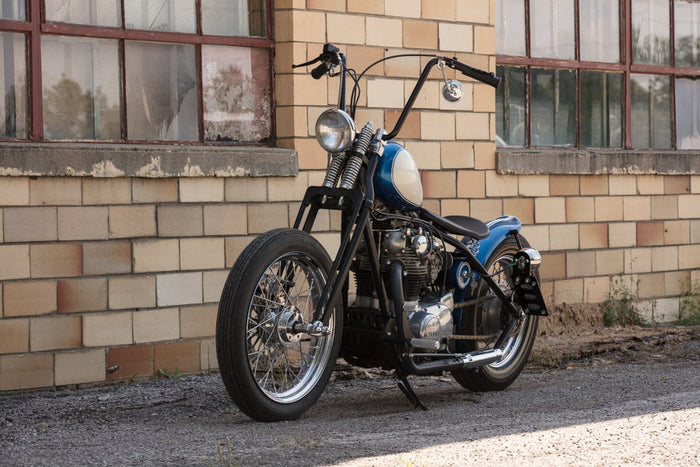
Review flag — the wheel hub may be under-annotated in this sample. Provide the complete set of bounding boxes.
[276,308,304,348]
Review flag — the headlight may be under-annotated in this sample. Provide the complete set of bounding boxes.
[315,109,356,153]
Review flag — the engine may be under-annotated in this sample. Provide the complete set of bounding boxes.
[351,224,454,349]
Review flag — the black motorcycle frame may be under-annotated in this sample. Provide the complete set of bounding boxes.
[291,51,530,377]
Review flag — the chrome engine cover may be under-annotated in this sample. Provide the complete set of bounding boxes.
[406,293,454,343]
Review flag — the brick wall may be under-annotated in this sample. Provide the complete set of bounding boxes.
[1,0,698,392]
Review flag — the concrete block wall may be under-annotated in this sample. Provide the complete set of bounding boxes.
[1,1,698,392]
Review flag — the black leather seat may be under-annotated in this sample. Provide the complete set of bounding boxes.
[419,208,490,239]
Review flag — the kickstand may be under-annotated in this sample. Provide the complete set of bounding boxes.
[397,375,428,411]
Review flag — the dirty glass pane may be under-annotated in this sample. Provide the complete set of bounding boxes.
[495,0,526,56]
[632,0,670,65]
[530,0,575,59]
[45,0,121,27]
[0,32,27,138]
[580,71,623,148]
[580,0,620,63]
[124,0,195,33]
[496,66,526,146]
[0,0,25,20]
[631,74,671,148]
[202,0,266,37]
[675,78,700,149]
[675,0,700,68]
[125,41,198,141]
[202,45,271,142]
[530,68,575,146]
[42,36,121,140]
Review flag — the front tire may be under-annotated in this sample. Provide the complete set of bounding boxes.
[452,236,539,392]
[216,228,342,421]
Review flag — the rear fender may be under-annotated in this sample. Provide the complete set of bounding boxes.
[473,215,521,265]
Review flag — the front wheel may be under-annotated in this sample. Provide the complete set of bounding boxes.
[216,228,342,422]
[452,236,539,392]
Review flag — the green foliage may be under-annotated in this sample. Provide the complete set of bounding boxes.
[679,281,700,326]
[602,279,648,327]
[158,368,183,380]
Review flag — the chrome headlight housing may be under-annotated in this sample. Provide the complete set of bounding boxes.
[315,109,356,153]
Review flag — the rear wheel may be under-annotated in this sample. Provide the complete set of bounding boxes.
[216,228,342,421]
[452,237,539,392]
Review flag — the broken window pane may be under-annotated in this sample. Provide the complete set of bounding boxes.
[202,45,271,142]
[125,41,198,141]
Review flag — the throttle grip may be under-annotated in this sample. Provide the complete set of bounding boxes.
[311,62,329,79]
[447,58,501,88]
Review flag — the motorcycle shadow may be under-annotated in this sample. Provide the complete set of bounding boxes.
[308,374,483,420]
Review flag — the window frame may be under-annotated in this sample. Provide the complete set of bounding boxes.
[0,0,275,145]
[496,0,700,150]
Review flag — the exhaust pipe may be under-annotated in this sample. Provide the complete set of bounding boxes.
[406,348,504,375]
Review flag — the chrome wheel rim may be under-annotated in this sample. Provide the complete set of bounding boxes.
[244,252,335,404]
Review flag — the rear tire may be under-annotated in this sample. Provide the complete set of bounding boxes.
[451,236,539,392]
[216,228,342,421]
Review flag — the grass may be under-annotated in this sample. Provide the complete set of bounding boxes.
[679,281,700,326]
[602,279,648,327]
[214,437,241,467]
[158,368,183,380]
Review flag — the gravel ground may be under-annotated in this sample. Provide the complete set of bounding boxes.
[1,327,698,467]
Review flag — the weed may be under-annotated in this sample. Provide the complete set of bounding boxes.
[602,278,648,327]
[37,422,49,432]
[158,368,183,380]
[679,281,700,326]
[216,437,241,467]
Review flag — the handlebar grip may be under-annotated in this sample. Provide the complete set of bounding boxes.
[311,62,329,79]
[448,59,501,88]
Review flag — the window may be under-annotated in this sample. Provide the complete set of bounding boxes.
[0,0,272,144]
[496,0,700,150]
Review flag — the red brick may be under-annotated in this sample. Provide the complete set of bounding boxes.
[580,224,609,249]
[550,175,579,196]
[106,345,154,380]
[636,222,665,246]
[664,176,690,194]
[57,278,108,313]
[154,341,200,374]
[540,253,566,280]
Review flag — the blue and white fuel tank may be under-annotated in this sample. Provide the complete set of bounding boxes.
[373,142,423,211]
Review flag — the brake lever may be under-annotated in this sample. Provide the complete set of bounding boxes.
[292,56,322,69]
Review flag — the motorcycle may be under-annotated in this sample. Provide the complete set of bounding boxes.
[216,44,548,422]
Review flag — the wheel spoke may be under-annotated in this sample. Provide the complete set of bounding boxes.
[239,251,335,404]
